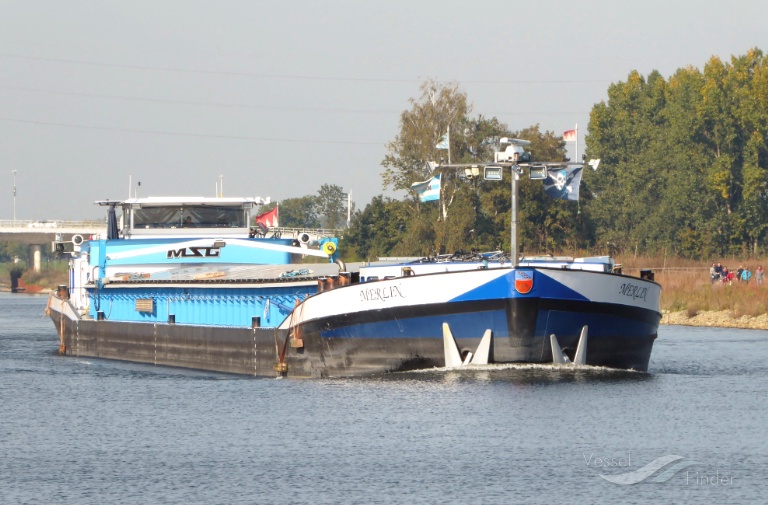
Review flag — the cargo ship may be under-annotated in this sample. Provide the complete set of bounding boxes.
[47,144,661,377]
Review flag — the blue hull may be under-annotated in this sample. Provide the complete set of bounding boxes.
[294,296,659,373]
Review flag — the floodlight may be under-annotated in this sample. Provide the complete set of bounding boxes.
[528,164,547,180]
[484,165,503,181]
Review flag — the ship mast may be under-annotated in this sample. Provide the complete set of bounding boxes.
[510,165,519,264]
[494,138,530,265]
[429,138,598,265]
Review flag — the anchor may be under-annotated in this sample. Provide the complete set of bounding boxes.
[549,325,588,366]
[442,323,493,367]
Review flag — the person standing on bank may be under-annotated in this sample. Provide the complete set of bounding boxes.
[714,262,724,280]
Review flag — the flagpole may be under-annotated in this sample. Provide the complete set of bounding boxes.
[575,123,578,162]
[347,190,351,228]
[447,125,451,164]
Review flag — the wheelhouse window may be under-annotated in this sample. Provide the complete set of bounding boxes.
[130,205,248,229]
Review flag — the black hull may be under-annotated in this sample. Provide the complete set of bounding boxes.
[48,294,658,377]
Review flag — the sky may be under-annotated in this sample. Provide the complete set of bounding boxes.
[0,0,766,220]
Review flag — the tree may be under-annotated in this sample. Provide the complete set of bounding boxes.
[274,196,321,228]
[377,80,472,255]
[0,241,27,263]
[381,79,470,194]
[381,79,474,224]
[585,49,768,257]
[316,184,349,229]
[344,196,409,261]
[378,80,594,256]
[352,49,768,260]
[586,70,670,255]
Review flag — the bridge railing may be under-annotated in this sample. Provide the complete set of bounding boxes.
[0,219,105,229]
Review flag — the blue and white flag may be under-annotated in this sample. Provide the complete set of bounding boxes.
[411,173,441,202]
[436,133,449,150]
[543,166,582,201]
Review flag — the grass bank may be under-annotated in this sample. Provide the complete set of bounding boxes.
[619,255,768,317]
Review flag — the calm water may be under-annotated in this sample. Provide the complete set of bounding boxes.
[1,292,767,505]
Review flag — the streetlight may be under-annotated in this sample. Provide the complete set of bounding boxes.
[12,169,17,223]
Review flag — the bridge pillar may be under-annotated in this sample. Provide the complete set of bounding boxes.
[30,244,43,273]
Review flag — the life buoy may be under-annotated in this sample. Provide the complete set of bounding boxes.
[322,242,336,255]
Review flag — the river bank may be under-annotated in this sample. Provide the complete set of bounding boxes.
[0,283,52,294]
[662,310,768,330]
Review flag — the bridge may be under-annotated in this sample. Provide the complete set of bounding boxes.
[0,220,106,273]
[0,220,106,241]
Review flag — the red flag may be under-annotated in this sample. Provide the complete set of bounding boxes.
[255,206,279,228]
[563,129,577,142]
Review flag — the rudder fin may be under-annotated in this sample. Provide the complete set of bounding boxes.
[442,323,463,368]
